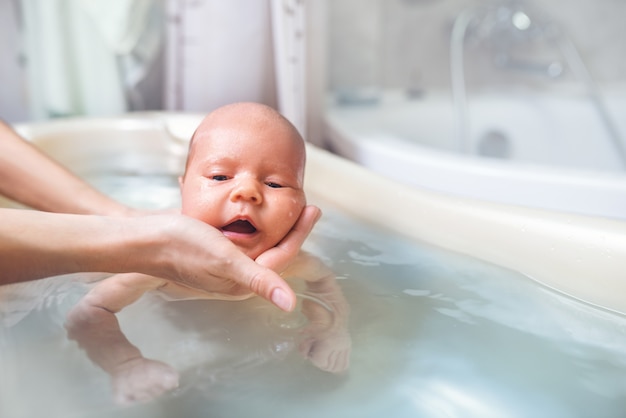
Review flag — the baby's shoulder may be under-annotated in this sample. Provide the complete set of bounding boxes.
[281,251,333,280]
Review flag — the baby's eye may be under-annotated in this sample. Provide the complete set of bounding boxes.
[265,181,283,189]
[211,175,229,181]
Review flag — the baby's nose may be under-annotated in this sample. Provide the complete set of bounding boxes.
[231,178,263,204]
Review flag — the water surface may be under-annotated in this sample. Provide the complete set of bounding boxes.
[1,173,625,418]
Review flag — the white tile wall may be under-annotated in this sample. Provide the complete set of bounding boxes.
[327,0,626,93]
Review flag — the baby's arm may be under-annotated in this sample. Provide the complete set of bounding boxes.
[71,272,168,315]
[65,273,178,405]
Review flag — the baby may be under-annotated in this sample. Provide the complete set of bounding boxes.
[65,102,351,405]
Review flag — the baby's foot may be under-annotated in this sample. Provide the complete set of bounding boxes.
[299,331,352,373]
[111,357,180,406]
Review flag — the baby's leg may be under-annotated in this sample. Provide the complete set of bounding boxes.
[65,273,178,405]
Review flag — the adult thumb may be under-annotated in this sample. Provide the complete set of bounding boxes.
[237,261,297,312]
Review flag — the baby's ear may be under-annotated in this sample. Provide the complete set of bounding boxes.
[178,175,184,189]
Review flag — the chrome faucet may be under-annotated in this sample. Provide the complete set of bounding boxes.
[450,0,626,166]
[464,0,564,78]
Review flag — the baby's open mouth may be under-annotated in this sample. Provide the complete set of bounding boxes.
[222,219,257,234]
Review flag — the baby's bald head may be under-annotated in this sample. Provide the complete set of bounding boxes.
[184,102,305,179]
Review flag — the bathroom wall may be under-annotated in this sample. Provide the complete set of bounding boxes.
[164,0,277,113]
[0,0,29,123]
[3,0,624,124]
[327,0,626,95]
[0,0,276,124]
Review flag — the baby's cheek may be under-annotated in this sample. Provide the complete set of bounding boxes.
[280,206,305,241]
[179,195,199,217]
[180,195,218,226]
[286,199,306,224]
[179,188,198,215]
[296,200,307,219]
[180,180,217,214]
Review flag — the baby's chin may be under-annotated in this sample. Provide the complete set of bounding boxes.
[238,245,268,261]
[238,236,289,260]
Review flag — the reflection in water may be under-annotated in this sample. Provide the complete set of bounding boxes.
[64,266,351,406]
[1,173,626,418]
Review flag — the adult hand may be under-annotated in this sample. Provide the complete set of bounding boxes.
[135,206,320,310]
[134,213,317,312]
[255,205,322,273]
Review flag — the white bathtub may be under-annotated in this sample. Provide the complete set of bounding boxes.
[3,114,626,417]
[323,91,626,220]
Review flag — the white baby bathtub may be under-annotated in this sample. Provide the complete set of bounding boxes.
[2,113,625,417]
[323,91,626,220]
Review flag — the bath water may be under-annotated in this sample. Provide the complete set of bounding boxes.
[1,173,625,418]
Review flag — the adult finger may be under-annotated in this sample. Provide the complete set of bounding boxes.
[230,256,297,311]
[142,214,297,311]
[256,205,322,272]
[284,205,322,253]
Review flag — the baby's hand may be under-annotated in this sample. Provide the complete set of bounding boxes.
[110,357,179,406]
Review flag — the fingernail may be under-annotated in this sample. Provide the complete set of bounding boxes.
[271,287,294,312]
[311,207,322,224]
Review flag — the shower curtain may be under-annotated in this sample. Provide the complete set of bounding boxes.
[20,0,162,119]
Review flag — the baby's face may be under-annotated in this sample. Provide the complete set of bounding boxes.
[179,116,306,259]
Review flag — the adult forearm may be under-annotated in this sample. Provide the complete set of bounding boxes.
[0,209,151,284]
[0,120,133,215]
